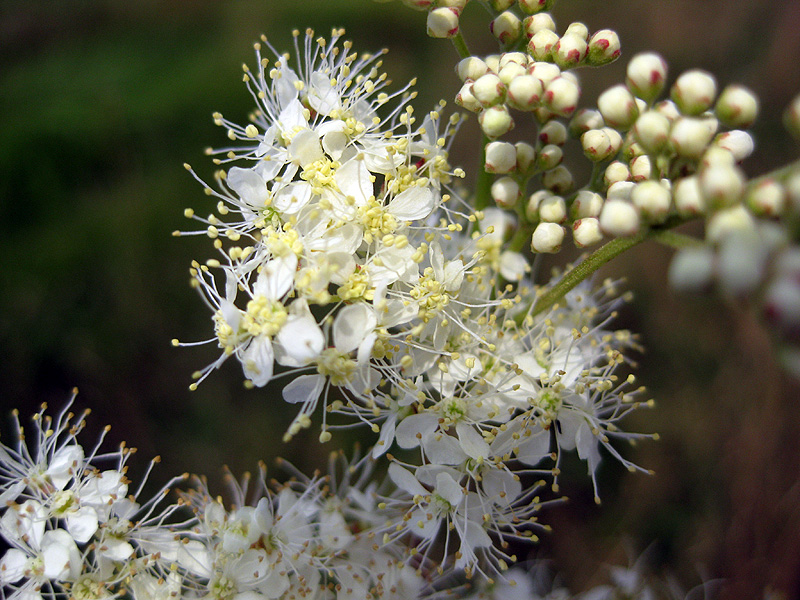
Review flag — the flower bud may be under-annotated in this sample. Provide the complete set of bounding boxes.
[699,163,745,210]
[713,130,754,162]
[491,176,521,207]
[531,222,565,253]
[528,28,560,61]
[603,161,630,188]
[706,205,754,243]
[427,7,461,38]
[537,144,563,170]
[499,52,528,69]
[539,194,567,222]
[479,105,514,138]
[569,108,604,137]
[528,61,561,85]
[498,62,527,85]
[455,82,483,112]
[538,120,567,146]
[673,176,706,216]
[572,190,604,218]
[472,73,507,107]
[507,75,543,110]
[523,13,556,38]
[526,189,552,220]
[515,142,536,174]
[519,0,555,14]
[543,165,573,194]
[717,231,766,295]
[581,129,615,162]
[746,178,786,216]
[607,180,635,201]
[553,33,588,69]
[599,199,640,236]
[597,84,639,129]
[630,155,652,181]
[671,69,717,116]
[715,84,759,128]
[633,110,671,153]
[573,217,603,247]
[484,54,501,73]
[484,141,517,174]
[668,247,715,291]
[626,52,668,102]
[491,11,522,45]
[457,57,489,82]
[587,29,621,66]
[765,278,800,329]
[785,94,800,140]
[543,76,580,117]
[631,179,671,221]
[438,0,467,8]
[669,116,715,159]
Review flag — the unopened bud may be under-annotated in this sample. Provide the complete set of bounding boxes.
[607,180,635,201]
[668,247,715,291]
[626,52,668,102]
[553,33,588,69]
[531,222,565,253]
[717,231,766,295]
[507,75,543,110]
[655,99,681,121]
[536,144,563,171]
[499,52,528,69]
[569,108,604,137]
[485,141,517,174]
[437,0,467,8]
[523,13,556,38]
[479,105,515,138]
[455,82,483,113]
[599,199,640,236]
[715,84,759,128]
[492,11,522,45]
[543,76,580,117]
[706,205,754,244]
[631,180,671,221]
[633,110,671,153]
[542,165,573,194]
[515,142,536,173]
[604,161,630,188]
[746,179,786,217]
[484,54,501,73]
[572,190,604,218]
[587,29,621,66]
[630,155,652,181]
[427,7,461,38]
[598,84,639,129]
[714,130,754,162]
[491,176,521,208]
[699,163,745,210]
[528,28,560,61]
[472,73,507,107]
[457,57,489,82]
[526,189,552,220]
[528,61,561,85]
[539,195,567,222]
[673,176,706,216]
[765,278,800,329]
[498,62,527,85]
[785,94,800,140]
[400,0,433,8]
[671,69,717,116]
[581,129,615,162]
[573,217,603,247]
[519,0,556,14]
[669,116,715,159]
[539,120,567,146]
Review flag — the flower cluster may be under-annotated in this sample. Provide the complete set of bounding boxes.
[175,25,653,583]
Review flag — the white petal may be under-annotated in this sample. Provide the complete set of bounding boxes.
[333,304,376,354]
[499,250,529,281]
[241,337,274,387]
[395,413,438,449]
[335,157,372,203]
[66,506,98,543]
[455,423,490,460]
[388,463,427,497]
[226,167,269,207]
[435,472,463,507]
[282,374,325,405]
[276,316,324,365]
[388,186,435,221]
[288,128,324,166]
[272,181,312,214]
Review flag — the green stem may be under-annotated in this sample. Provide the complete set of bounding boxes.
[531,226,663,318]
[451,32,471,59]
[474,134,494,211]
[650,229,703,249]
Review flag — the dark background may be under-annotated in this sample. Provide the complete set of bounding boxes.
[2,1,800,597]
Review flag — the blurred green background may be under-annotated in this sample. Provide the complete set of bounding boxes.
[2,1,799,597]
